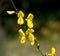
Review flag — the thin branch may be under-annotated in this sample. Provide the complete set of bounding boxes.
[10,0,18,12]
[35,40,45,56]
[38,48,45,56]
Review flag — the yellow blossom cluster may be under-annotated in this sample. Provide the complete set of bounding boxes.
[7,10,35,46]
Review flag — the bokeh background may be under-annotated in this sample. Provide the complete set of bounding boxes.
[0,0,60,56]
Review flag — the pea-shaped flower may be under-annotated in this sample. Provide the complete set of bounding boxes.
[28,33,35,46]
[19,29,26,44]
[51,48,56,55]
[26,13,34,28]
[48,47,56,56]
[17,10,24,25]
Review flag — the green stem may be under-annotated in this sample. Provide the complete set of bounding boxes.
[35,40,45,56]
[38,48,44,56]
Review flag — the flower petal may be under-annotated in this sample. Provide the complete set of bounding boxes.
[48,47,56,56]
[27,20,34,28]
[26,28,34,35]
[17,10,24,17]
[26,13,34,20]
[7,11,15,14]
[51,48,56,55]
[17,17,24,25]
[19,29,25,36]
[20,36,26,44]
[28,33,35,41]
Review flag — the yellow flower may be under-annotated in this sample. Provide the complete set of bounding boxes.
[20,36,26,44]
[28,33,35,46]
[26,13,34,28]
[19,29,26,44]
[48,47,56,56]
[51,48,56,55]
[17,10,24,17]
[7,11,15,14]
[26,28,34,35]
[17,17,24,25]
[17,10,24,25]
